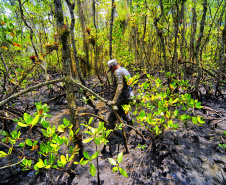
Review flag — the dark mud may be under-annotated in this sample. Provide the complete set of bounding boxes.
[0,82,225,185]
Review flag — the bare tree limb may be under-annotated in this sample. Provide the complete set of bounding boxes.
[0,78,64,107]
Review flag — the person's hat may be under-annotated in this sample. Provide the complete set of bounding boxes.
[107,59,118,72]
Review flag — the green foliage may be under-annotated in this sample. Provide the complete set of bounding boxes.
[81,118,111,146]
[108,152,128,177]
[79,118,113,177]
[218,131,226,149]
[0,103,77,173]
[0,103,115,180]
[129,73,204,143]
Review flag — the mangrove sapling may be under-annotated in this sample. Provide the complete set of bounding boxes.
[0,103,129,184]
[0,103,78,182]
[80,117,111,184]
[108,152,128,177]
[128,73,205,149]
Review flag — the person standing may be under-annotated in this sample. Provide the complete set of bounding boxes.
[106,59,134,130]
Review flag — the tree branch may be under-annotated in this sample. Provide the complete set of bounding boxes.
[0,78,65,107]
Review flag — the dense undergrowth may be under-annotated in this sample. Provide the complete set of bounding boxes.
[0,74,210,184]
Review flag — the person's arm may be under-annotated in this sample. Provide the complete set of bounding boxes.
[111,71,123,104]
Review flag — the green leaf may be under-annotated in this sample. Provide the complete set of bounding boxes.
[18,122,28,127]
[31,115,39,127]
[16,30,22,35]
[27,160,32,166]
[112,166,119,172]
[83,137,93,144]
[51,126,56,133]
[69,155,74,162]
[90,151,99,160]
[19,143,25,147]
[79,159,89,165]
[26,139,33,146]
[57,125,65,133]
[97,122,104,132]
[119,167,128,177]
[90,162,96,177]
[83,151,89,159]
[88,117,93,125]
[1,131,8,136]
[174,109,179,117]
[24,113,33,124]
[41,120,49,128]
[57,160,63,167]
[63,118,70,126]
[192,117,198,124]
[60,155,67,166]
[108,158,117,166]
[11,131,18,139]
[106,130,112,138]
[36,158,45,168]
[139,110,145,118]
[218,144,226,149]
[195,102,202,109]
[197,116,205,124]
[0,151,8,157]
[180,114,189,120]
[94,137,101,145]
[48,153,56,164]
[74,128,80,135]
[117,152,123,164]
[84,131,93,135]
[8,147,12,155]
[33,140,38,146]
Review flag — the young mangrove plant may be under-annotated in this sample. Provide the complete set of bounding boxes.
[0,102,128,184]
[127,73,205,148]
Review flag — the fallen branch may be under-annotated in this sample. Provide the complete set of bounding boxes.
[202,106,224,117]
[0,78,65,107]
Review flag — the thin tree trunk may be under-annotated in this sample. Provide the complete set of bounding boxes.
[65,0,99,115]
[193,0,208,99]
[189,0,197,64]
[216,10,226,98]
[92,0,104,84]
[179,1,185,79]
[109,0,115,59]
[154,0,168,72]
[77,0,90,77]
[54,0,83,158]
[140,0,148,73]
[171,2,179,76]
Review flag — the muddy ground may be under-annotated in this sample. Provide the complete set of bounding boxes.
[0,80,225,185]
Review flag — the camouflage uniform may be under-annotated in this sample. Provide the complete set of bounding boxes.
[107,67,134,129]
